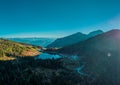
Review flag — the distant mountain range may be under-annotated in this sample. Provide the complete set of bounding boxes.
[7,38,55,47]
[47,30,103,48]
[59,29,120,84]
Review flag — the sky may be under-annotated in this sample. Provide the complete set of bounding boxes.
[0,0,120,38]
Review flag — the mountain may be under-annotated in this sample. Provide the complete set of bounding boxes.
[87,30,103,38]
[47,32,86,48]
[7,38,55,47]
[0,38,40,60]
[47,30,103,48]
[59,29,120,84]
[59,29,120,55]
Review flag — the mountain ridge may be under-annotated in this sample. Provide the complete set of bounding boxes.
[59,29,120,54]
[58,29,120,84]
[47,30,104,48]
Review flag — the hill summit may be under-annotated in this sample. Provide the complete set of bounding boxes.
[47,30,103,48]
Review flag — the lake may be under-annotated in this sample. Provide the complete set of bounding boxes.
[35,53,62,59]
[35,53,86,75]
[36,53,80,60]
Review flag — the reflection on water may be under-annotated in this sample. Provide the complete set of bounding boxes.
[70,55,79,60]
[36,53,61,59]
[36,53,79,60]
[36,53,86,75]
[76,65,86,75]
[59,54,79,60]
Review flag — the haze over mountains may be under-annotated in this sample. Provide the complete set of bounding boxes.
[7,38,55,47]
[47,30,103,48]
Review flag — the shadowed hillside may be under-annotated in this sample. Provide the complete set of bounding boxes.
[59,29,120,55]
[0,57,89,85]
[59,29,120,85]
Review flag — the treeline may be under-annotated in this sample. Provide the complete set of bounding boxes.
[0,57,113,85]
[0,58,87,85]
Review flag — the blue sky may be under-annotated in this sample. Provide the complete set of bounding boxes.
[0,0,120,38]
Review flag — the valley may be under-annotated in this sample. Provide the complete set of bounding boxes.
[0,29,120,85]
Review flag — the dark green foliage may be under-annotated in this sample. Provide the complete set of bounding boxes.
[0,57,118,85]
[0,58,86,85]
